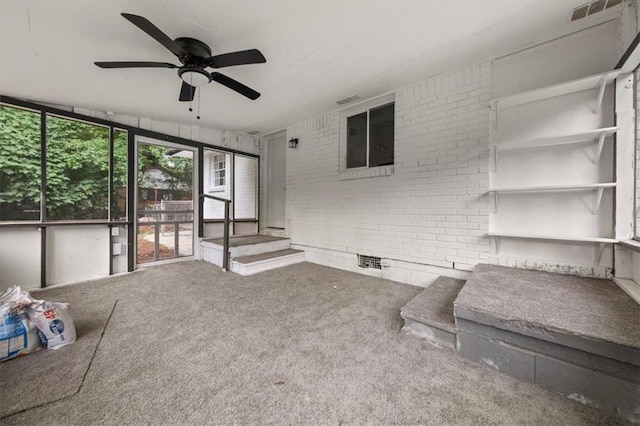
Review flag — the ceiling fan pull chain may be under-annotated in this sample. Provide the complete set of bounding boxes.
[189,73,194,112]
[197,88,201,120]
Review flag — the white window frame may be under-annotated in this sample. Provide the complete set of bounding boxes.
[339,94,395,181]
[209,153,227,192]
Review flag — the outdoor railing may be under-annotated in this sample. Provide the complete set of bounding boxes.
[200,194,232,271]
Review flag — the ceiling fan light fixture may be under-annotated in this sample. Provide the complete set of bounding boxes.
[178,67,211,87]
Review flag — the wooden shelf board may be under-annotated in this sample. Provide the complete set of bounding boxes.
[487,232,618,244]
[493,71,620,109]
[487,183,616,194]
[493,127,618,152]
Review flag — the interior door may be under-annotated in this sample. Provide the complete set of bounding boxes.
[266,131,286,229]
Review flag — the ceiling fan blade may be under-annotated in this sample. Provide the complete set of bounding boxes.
[211,72,260,100]
[206,49,266,68]
[121,13,187,58]
[95,61,178,69]
[179,81,196,102]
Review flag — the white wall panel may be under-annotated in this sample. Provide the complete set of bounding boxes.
[0,228,41,291]
[47,226,109,286]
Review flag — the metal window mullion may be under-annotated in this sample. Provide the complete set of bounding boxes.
[108,127,114,275]
[108,128,114,222]
[231,153,236,235]
[366,109,370,168]
[256,155,260,230]
[198,146,204,238]
[127,132,135,272]
[40,112,47,288]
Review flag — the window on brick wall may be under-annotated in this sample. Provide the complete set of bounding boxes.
[346,102,394,169]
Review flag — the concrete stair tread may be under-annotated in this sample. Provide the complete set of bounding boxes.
[401,276,466,333]
[202,234,289,247]
[233,249,303,265]
[454,264,640,365]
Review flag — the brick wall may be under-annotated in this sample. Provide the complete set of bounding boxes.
[284,61,491,283]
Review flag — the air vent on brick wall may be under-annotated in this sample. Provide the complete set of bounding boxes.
[570,0,623,22]
[336,95,361,105]
[358,254,382,270]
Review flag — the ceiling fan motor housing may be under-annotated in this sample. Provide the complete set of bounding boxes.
[174,37,212,64]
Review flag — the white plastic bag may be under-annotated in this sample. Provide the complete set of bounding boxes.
[27,300,76,350]
[0,286,41,362]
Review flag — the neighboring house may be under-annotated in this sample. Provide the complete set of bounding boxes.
[138,165,192,209]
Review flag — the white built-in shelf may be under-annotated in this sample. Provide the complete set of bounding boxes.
[487,232,618,264]
[490,126,618,171]
[492,70,620,113]
[487,182,615,215]
[487,232,617,244]
[487,182,616,194]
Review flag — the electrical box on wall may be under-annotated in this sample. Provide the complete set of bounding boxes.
[111,227,119,237]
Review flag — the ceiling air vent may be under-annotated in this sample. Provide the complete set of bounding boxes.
[571,0,624,22]
[358,254,382,270]
[247,130,260,135]
[336,95,361,105]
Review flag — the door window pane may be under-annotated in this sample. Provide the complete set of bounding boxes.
[369,103,394,167]
[0,105,41,221]
[347,112,367,168]
[46,115,109,220]
[137,143,193,263]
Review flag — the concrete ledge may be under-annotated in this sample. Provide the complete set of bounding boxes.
[456,327,640,424]
[454,264,640,366]
[400,276,465,350]
[402,318,456,350]
[455,305,640,367]
[401,277,466,333]
[457,318,640,383]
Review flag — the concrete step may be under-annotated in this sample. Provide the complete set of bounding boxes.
[454,264,640,424]
[201,235,291,267]
[400,276,466,349]
[230,249,304,276]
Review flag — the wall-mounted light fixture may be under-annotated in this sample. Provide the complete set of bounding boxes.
[288,137,299,149]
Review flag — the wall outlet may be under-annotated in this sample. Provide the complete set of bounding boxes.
[111,227,119,236]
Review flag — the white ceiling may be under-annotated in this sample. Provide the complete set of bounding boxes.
[0,0,619,134]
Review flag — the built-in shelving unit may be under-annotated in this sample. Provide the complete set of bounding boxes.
[488,69,618,266]
[492,70,619,113]
[487,232,618,264]
[490,126,618,171]
[487,183,616,214]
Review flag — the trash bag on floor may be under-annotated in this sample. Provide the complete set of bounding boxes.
[0,286,41,363]
[27,300,76,350]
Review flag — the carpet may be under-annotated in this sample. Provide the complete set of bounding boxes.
[0,261,628,425]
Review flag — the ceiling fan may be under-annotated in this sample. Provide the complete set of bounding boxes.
[95,13,266,103]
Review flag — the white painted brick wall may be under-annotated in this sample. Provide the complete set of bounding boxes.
[285,61,491,279]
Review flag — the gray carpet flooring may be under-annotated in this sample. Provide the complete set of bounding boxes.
[0,261,628,425]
